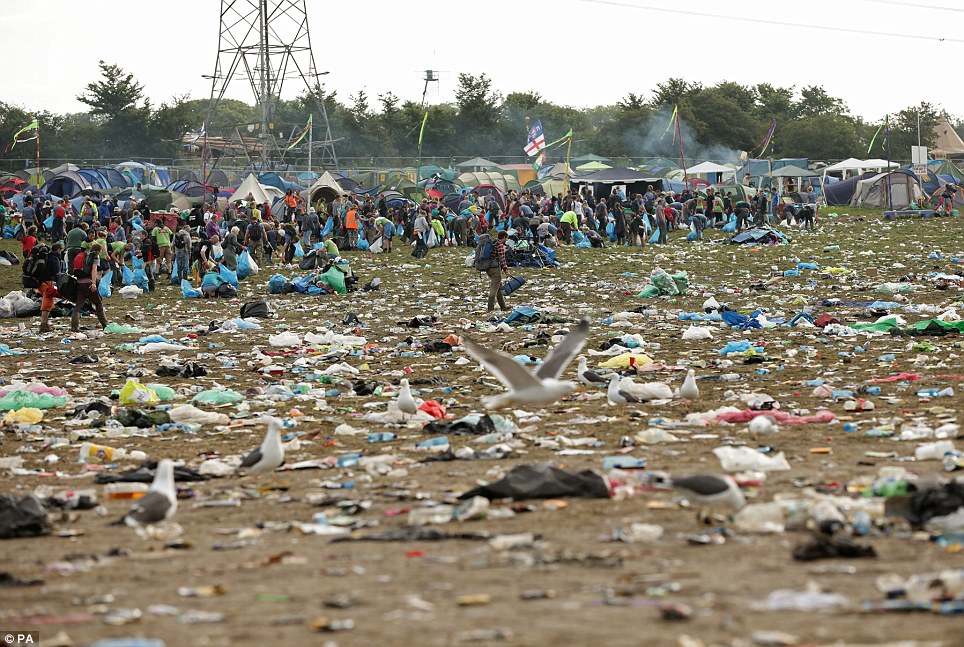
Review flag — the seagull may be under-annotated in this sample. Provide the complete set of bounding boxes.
[124,459,177,531]
[748,415,779,435]
[577,356,607,388]
[396,378,419,419]
[463,319,589,409]
[654,472,746,523]
[608,373,641,405]
[238,417,285,475]
[677,369,700,400]
[616,376,674,402]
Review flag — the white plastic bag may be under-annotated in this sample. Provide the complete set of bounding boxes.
[168,404,230,426]
[268,331,302,347]
[119,285,143,299]
[713,446,791,472]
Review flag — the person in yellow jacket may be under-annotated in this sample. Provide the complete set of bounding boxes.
[559,210,578,245]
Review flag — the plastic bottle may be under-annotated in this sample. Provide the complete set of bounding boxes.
[367,432,396,443]
[602,456,646,470]
[915,440,956,461]
[415,436,449,449]
[851,510,872,536]
[335,453,361,468]
[916,388,940,398]
[942,451,963,472]
[78,442,122,463]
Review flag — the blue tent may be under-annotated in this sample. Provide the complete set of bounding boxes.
[258,172,303,192]
[41,171,93,198]
[97,167,131,188]
[824,171,875,206]
[78,169,111,190]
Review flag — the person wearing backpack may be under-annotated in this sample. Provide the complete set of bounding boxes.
[173,225,192,282]
[71,242,109,332]
[28,242,63,333]
[244,218,267,268]
[475,230,510,313]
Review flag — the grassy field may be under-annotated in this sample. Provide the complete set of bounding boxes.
[0,207,963,647]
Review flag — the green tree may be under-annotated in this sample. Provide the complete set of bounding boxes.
[797,85,847,118]
[779,114,861,160]
[885,102,940,160]
[76,61,148,118]
[753,83,795,121]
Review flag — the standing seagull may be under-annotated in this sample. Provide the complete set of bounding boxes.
[396,378,419,420]
[238,417,285,475]
[677,369,700,400]
[124,459,177,533]
[577,356,607,388]
[463,319,589,409]
[656,473,746,523]
[607,374,641,405]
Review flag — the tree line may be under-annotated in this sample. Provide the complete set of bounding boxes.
[0,62,955,172]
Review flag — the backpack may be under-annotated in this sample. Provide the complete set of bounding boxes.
[22,245,50,288]
[150,235,160,257]
[174,232,188,250]
[473,233,495,271]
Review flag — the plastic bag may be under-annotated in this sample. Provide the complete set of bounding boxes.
[181,279,202,299]
[671,270,689,294]
[168,404,230,427]
[636,285,661,298]
[605,221,616,241]
[192,388,244,405]
[320,266,347,294]
[104,322,143,334]
[121,265,135,286]
[713,446,791,472]
[132,268,149,291]
[648,227,660,244]
[357,238,370,251]
[144,383,176,402]
[268,331,302,347]
[219,265,239,289]
[294,242,305,258]
[98,271,113,298]
[369,237,383,253]
[0,390,67,411]
[119,379,160,406]
[43,215,54,229]
[2,408,44,424]
[118,285,142,299]
[170,260,179,285]
[237,251,252,280]
[268,274,287,294]
[651,269,679,295]
[247,254,260,274]
[686,229,698,241]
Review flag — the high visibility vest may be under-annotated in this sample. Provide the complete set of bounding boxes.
[345,210,358,229]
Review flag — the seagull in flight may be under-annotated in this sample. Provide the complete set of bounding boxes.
[238,417,285,475]
[463,319,590,409]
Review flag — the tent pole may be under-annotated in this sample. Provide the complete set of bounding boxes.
[34,117,40,190]
[886,115,893,211]
[308,114,313,174]
[563,133,572,199]
[676,114,687,188]
[202,124,209,208]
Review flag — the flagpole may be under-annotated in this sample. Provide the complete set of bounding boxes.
[202,123,209,208]
[676,114,688,188]
[885,115,893,211]
[34,117,40,188]
[563,133,573,198]
[308,114,313,174]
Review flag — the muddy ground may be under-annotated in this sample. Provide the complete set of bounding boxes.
[0,209,962,647]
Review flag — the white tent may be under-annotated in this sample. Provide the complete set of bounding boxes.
[823,158,899,187]
[687,161,733,174]
[307,171,348,203]
[229,173,275,205]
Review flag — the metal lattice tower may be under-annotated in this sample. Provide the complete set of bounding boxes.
[207,0,337,169]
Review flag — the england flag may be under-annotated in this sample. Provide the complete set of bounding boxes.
[524,120,546,157]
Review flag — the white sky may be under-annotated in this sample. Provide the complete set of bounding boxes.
[2,0,962,122]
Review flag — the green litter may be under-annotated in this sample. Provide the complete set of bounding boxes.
[0,391,68,411]
[192,389,244,405]
[104,323,143,334]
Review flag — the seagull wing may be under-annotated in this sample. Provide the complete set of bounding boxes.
[583,369,607,384]
[671,475,730,496]
[463,336,542,391]
[618,388,641,403]
[534,319,590,380]
[125,491,173,526]
[239,447,263,470]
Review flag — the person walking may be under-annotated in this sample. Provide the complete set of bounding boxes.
[37,242,63,333]
[244,217,267,268]
[486,230,510,313]
[71,242,109,332]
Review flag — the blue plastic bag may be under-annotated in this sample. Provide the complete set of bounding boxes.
[121,265,134,285]
[43,215,54,229]
[722,218,737,233]
[170,260,179,285]
[237,251,252,280]
[181,279,202,298]
[131,268,149,291]
[98,271,113,298]
[268,274,287,294]
[294,242,305,258]
[131,256,144,270]
[648,228,660,244]
[686,230,698,241]
[219,265,239,289]
[321,217,333,237]
[357,238,370,251]
[605,221,616,242]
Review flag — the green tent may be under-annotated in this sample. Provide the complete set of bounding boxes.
[570,153,614,167]
[576,160,612,171]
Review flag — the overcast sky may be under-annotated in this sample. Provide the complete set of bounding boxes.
[3,0,962,123]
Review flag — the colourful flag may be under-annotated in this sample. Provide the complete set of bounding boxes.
[532,150,545,171]
[286,115,312,151]
[545,128,573,149]
[659,105,678,142]
[417,111,429,148]
[189,121,206,145]
[867,115,890,154]
[4,119,39,152]
[748,119,777,157]
[524,119,546,157]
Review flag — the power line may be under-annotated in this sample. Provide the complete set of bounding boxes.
[574,0,964,43]
[862,0,964,12]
